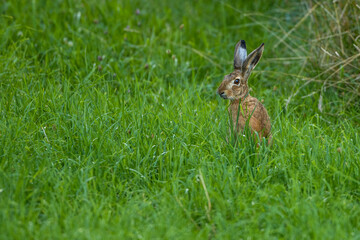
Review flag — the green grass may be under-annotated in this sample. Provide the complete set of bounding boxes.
[1,0,360,239]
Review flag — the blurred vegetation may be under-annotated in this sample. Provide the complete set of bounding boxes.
[276,0,360,117]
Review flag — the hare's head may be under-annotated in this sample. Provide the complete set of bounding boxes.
[217,40,264,100]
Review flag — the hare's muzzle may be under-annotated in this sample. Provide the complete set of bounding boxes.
[217,90,227,99]
[217,81,228,99]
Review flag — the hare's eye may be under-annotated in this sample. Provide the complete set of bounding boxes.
[234,79,240,84]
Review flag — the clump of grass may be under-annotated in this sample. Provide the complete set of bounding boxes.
[305,0,360,115]
[246,1,360,117]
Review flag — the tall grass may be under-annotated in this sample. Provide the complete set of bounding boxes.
[249,0,360,117]
[304,0,360,115]
[0,0,359,239]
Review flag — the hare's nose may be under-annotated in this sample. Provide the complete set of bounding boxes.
[218,91,227,99]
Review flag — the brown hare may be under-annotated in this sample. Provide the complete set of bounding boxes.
[217,40,272,144]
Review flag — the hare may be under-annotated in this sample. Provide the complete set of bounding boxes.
[217,40,272,144]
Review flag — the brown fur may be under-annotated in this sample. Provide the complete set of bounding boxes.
[217,41,272,144]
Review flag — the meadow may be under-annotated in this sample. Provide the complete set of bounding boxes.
[0,0,360,239]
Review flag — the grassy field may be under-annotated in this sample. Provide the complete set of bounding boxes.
[1,0,360,239]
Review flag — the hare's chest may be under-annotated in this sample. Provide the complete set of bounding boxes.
[228,104,249,131]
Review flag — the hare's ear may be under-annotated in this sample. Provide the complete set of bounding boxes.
[233,40,247,70]
[242,43,264,78]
